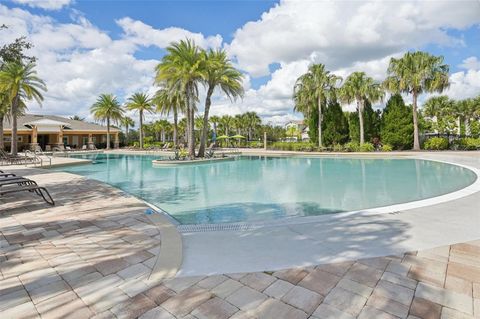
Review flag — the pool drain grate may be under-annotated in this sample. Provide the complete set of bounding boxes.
[177,223,262,233]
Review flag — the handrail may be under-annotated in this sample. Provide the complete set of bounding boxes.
[34,148,52,167]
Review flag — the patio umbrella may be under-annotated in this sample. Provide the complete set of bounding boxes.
[230,135,246,139]
[216,135,230,140]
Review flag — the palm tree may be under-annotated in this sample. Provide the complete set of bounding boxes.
[384,51,449,150]
[293,64,341,147]
[209,115,221,137]
[0,93,9,150]
[244,112,261,140]
[151,120,171,142]
[154,87,186,147]
[219,115,234,136]
[0,62,46,155]
[423,95,454,134]
[90,94,124,149]
[339,72,384,144]
[198,49,244,157]
[155,39,204,158]
[70,115,85,121]
[120,116,135,145]
[126,92,154,149]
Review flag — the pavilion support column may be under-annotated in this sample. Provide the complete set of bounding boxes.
[29,126,39,151]
[114,133,119,149]
[88,133,94,150]
[58,127,64,145]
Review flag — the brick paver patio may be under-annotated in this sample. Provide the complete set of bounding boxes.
[1,167,480,318]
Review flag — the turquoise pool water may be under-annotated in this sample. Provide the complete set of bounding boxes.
[54,154,477,224]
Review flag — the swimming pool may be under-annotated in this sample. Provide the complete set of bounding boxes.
[54,153,477,225]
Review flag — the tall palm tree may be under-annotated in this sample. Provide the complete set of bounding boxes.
[244,112,261,140]
[152,119,171,142]
[155,39,204,158]
[154,87,186,147]
[0,62,46,155]
[90,93,124,149]
[384,51,449,150]
[126,92,154,149]
[339,72,384,144]
[120,116,135,145]
[293,64,341,147]
[198,49,244,157]
[423,95,455,134]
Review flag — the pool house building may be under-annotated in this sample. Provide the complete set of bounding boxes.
[2,114,121,151]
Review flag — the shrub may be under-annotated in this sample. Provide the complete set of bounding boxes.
[247,141,264,148]
[332,144,344,152]
[451,138,480,150]
[381,144,393,152]
[269,142,316,152]
[359,142,375,152]
[344,142,360,152]
[424,137,449,150]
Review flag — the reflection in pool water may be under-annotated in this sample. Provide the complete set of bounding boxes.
[54,154,477,224]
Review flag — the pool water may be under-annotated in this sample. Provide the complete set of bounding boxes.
[54,154,477,224]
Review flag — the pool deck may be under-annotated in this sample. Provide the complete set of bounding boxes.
[0,151,479,318]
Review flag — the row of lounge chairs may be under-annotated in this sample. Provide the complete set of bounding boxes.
[0,169,55,205]
[0,149,41,166]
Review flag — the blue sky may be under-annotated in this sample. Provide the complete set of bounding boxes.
[1,0,480,123]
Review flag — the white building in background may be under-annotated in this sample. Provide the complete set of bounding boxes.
[285,120,309,141]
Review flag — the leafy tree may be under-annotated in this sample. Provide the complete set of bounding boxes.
[90,94,124,149]
[384,51,449,150]
[243,112,261,140]
[322,100,349,145]
[294,64,341,147]
[347,100,381,144]
[155,39,203,158]
[126,92,154,149]
[219,115,235,136]
[0,62,46,155]
[422,95,456,134]
[339,72,384,144]
[198,49,243,157]
[380,94,413,150]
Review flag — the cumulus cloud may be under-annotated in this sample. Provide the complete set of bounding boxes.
[227,0,480,77]
[11,0,73,10]
[0,5,222,125]
[459,56,480,71]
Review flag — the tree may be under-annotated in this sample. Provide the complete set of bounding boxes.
[322,100,349,145]
[152,119,171,142]
[0,62,46,155]
[209,115,221,137]
[219,115,234,136]
[154,87,186,147]
[70,115,85,121]
[120,117,135,145]
[294,64,341,147]
[453,98,477,136]
[156,39,204,158]
[384,51,449,150]
[0,93,9,150]
[198,49,244,157]
[90,94,124,149]
[423,96,456,134]
[243,112,261,140]
[380,94,413,150]
[126,92,154,149]
[347,100,381,144]
[340,72,384,144]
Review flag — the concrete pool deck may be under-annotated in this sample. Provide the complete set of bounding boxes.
[1,151,479,318]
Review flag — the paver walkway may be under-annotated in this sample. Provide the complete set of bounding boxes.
[1,167,480,318]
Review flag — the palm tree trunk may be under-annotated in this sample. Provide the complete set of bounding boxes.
[10,95,19,155]
[188,105,195,157]
[318,96,322,148]
[139,110,144,149]
[464,118,470,136]
[198,86,214,157]
[358,99,365,145]
[173,109,178,147]
[0,114,4,151]
[412,92,420,150]
[125,125,129,145]
[106,117,110,150]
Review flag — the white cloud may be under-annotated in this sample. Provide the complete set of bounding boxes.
[459,56,480,71]
[444,69,480,100]
[11,0,73,10]
[227,0,480,77]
